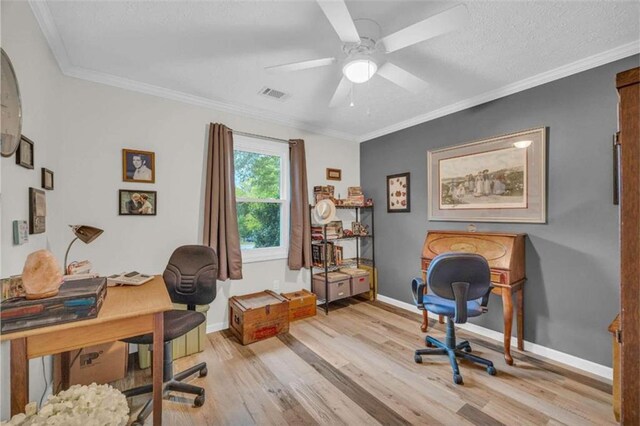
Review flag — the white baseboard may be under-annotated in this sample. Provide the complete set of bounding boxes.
[376,294,613,381]
[206,322,227,334]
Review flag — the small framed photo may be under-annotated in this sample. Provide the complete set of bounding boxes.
[387,172,410,213]
[326,168,342,181]
[41,168,54,190]
[119,190,157,215]
[122,149,155,183]
[16,136,34,169]
[29,187,46,234]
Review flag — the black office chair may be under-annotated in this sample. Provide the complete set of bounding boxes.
[122,245,218,425]
[411,252,496,385]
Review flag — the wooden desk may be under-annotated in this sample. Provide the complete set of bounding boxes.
[1,276,173,425]
[420,230,526,365]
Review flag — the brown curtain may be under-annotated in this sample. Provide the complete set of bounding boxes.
[288,139,312,270]
[203,123,243,280]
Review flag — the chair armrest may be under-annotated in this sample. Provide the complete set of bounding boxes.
[411,278,426,308]
[480,285,494,313]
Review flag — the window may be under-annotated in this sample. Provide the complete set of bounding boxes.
[234,135,289,263]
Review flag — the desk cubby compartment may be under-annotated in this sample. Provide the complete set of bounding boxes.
[313,272,351,302]
[339,268,370,296]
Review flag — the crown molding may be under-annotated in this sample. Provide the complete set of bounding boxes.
[359,41,640,142]
[27,1,359,143]
[29,1,639,144]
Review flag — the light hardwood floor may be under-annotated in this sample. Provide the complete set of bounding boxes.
[114,299,615,425]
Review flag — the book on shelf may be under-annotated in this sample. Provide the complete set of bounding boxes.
[312,242,336,267]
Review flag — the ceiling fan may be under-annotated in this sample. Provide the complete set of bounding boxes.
[265,0,469,107]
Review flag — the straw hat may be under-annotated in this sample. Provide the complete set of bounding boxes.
[312,199,337,225]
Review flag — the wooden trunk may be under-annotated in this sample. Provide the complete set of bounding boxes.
[229,290,289,345]
[281,289,317,322]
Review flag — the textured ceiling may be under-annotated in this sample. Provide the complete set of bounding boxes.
[35,1,640,141]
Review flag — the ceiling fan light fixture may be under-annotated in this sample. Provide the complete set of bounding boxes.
[343,59,377,84]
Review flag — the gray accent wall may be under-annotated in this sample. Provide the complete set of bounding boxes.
[360,55,639,367]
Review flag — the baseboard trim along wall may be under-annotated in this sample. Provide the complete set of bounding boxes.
[376,294,613,381]
[206,322,227,335]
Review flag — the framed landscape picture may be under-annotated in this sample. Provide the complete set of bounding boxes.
[387,172,410,213]
[122,149,155,183]
[427,127,546,223]
[119,190,157,216]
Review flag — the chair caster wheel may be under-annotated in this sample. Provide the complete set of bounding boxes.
[463,346,472,353]
[453,374,463,385]
[487,366,497,376]
[194,395,205,407]
[414,354,422,364]
[199,367,208,377]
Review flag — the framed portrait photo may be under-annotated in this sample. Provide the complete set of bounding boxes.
[119,189,157,216]
[427,127,546,223]
[122,149,155,183]
[387,172,410,213]
[16,136,34,169]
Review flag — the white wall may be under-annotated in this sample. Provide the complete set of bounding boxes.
[0,1,360,420]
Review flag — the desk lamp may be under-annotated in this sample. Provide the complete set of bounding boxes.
[64,225,104,272]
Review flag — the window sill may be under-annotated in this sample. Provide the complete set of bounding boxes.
[241,248,288,264]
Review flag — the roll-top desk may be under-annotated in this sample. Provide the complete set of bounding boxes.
[421,230,526,365]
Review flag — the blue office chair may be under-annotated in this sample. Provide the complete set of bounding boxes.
[411,252,496,384]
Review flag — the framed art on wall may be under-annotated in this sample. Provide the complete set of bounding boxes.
[41,168,54,190]
[119,190,157,215]
[29,187,46,234]
[427,127,546,223]
[122,149,155,183]
[326,168,342,181]
[387,172,410,213]
[16,136,34,169]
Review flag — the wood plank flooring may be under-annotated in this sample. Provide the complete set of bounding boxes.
[113,299,615,425]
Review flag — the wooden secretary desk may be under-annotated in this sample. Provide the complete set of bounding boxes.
[420,230,526,365]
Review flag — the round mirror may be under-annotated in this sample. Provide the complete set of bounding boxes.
[1,48,23,158]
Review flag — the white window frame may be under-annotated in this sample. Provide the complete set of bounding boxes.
[234,134,289,263]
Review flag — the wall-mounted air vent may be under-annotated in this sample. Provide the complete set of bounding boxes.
[258,86,290,101]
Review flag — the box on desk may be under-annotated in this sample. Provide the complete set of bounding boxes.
[0,277,107,334]
[53,341,128,393]
[229,290,289,345]
[281,289,316,322]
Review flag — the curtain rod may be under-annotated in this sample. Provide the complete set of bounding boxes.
[232,130,290,144]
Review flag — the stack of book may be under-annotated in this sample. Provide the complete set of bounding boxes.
[312,243,344,267]
[311,220,343,241]
[345,187,365,206]
[314,185,334,204]
[0,277,107,334]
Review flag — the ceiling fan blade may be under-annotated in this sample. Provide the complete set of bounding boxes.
[265,57,336,73]
[380,4,469,53]
[317,0,361,44]
[377,62,428,93]
[329,76,351,107]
